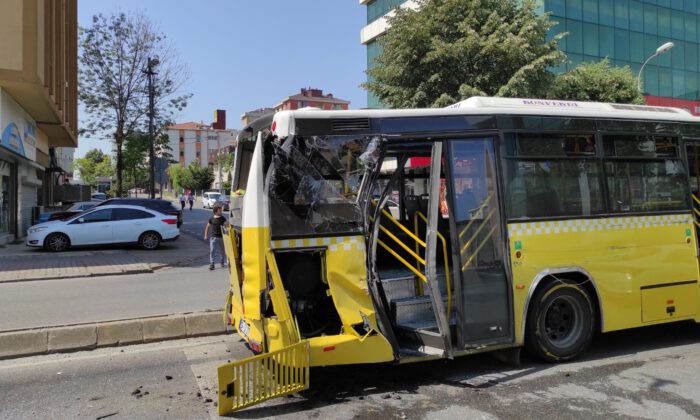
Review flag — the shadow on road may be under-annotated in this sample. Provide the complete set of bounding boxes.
[226,320,700,418]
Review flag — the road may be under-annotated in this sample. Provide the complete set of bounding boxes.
[179,201,216,240]
[0,265,228,331]
[2,322,700,419]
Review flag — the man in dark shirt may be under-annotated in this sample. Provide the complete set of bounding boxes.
[204,204,227,270]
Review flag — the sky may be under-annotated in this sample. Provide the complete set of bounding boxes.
[75,1,367,158]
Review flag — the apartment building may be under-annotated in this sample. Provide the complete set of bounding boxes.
[0,0,78,244]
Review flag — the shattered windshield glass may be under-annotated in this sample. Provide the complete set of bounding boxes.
[266,135,378,237]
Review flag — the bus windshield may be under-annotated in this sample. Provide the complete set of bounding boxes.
[266,134,376,237]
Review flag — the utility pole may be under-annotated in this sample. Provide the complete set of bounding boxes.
[144,57,160,199]
[217,134,223,194]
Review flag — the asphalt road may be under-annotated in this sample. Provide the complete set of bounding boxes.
[0,265,228,331]
[2,322,700,419]
[179,202,217,240]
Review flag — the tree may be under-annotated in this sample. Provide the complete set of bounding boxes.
[122,132,150,193]
[547,59,645,104]
[79,12,191,197]
[364,0,565,108]
[168,163,187,193]
[73,149,113,187]
[179,162,214,192]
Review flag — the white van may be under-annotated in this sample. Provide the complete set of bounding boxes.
[202,191,221,209]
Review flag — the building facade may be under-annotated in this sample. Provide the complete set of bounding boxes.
[273,88,350,112]
[167,110,238,191]
[240,107,275,127]
[0,0,78,244]
[361,0,700,115]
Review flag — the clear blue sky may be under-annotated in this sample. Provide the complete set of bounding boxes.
[76,1,367,158]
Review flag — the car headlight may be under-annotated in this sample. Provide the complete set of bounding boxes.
[28,226,48,234]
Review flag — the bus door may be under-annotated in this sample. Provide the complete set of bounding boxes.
[446,137,512,347]
[685,139,700,239]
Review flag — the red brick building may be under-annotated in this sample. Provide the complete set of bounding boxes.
[274,88,350,112]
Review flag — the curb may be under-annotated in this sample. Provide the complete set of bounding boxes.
[0,310,229,360]
[0,268,153,284]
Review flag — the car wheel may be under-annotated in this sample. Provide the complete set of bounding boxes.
[139,231,161,250]
[525,282,594,363]
[44,233,70,252]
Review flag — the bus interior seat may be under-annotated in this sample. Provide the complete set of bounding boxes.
[527,188,564,218]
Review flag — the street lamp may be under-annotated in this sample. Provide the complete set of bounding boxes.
[638,42,673,94]
[144,57,160,199]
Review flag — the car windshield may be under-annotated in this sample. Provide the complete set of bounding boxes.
[208,193,221,200]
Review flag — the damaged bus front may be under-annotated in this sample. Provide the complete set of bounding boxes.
[218,113,394,414]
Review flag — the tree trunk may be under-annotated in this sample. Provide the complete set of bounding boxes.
[115,134,124,197]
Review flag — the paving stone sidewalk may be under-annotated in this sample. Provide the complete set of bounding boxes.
[0,232,208,283]
[0,252,152,283]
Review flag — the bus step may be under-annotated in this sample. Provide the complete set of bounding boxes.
[391,294,455,326]
[380,276,416,301]
[396,325,448,351]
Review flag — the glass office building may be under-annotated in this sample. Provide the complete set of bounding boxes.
[361,0,700,114]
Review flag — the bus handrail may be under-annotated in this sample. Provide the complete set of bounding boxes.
[460,208,497,255]
[377,239,427,282]
[371,199,426,247]
[378,224,426,267]
[415,211,452,321]
[458,192,494,240]
[692,193,700,207]
[461,225,497,271]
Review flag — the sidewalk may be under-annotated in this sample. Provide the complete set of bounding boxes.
[0,232,208,283]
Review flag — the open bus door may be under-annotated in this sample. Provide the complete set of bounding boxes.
[446,137,513,348]
[685,139,700,246]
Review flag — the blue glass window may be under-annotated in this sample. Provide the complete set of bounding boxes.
[659,67,672,96]
[546,0,567,16]
[643,4,658,34]
[657,7,671,37]
[672,69,685,97]
[672,40,685,69]
[670,0,683,11]
[644,65,660,95]
[615,29,631,61]
[685,13,697,43]
[567,19,583,54]
[583,22,600,56]
[686,42,698,71]
[600,25,615,58]
[582,0,598,22]
[630,31,645,62]
[671,10,684,40]
[615,0,630,28]
[629,1,645,32]
[599,1,614,25]
[366,0,406,24]
[686,72,698,100]
[566,0,583,19]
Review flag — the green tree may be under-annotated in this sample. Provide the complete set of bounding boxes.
[122,132,150,193]
[168,163,187,193]
[548,59,645,104]
[79,11,191,197]
[73,149,113,187]
[364,0,565,108]
[180,162,214,192]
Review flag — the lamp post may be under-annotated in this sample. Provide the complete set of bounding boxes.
[638,42,674,94]
[144,57,160,199]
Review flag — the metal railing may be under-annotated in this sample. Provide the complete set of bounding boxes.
[415,211,452,320]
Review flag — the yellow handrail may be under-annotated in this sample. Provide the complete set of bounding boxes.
[378,224,426,267]
[461,225,497,271]
[371,199,426,247]
[415,211,452,321]
[458,192,494,239]
[377,239,427,282]
[460,207,496,255]
[692,194,700,207]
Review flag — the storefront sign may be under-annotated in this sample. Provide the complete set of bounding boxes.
[0,90,37,162]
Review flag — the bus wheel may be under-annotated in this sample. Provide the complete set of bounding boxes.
[526,282,594,363]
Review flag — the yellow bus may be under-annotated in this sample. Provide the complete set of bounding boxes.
[218,97,700,414]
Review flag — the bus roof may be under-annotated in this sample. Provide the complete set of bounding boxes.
[272,96,699,138]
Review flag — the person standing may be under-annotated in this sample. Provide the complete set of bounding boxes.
[187,193,194,211]
[179,193,186,210]
[204,204,227,270]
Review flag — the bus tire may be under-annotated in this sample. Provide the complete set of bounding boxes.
[525,282,594,363]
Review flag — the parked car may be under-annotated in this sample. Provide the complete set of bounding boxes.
[91,192,107,201]
[37,201,99,223]
[202,191,221,209]
[217,194,230,211]
[26,205,179,252]
[95,198,183,227]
